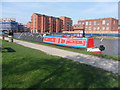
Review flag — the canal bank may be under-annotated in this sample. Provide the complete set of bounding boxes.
[94,36,120,40]
[13,33,120,57]
[1,37,119,74]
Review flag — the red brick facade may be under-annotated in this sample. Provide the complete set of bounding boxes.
[59,17,73,31]
[26,21,31,30]
[118,25,120,31]
[31,13,49,33]
[73,18,119,31]
[55,18,63,33]
[30,13,64,33]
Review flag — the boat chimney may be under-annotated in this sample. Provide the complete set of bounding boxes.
[82,24,85,37]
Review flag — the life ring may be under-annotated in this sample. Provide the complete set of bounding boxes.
[99,45,105,51]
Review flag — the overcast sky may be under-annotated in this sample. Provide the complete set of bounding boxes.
[1,1,119,24]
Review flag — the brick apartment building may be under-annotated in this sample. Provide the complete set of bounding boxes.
[30,13,64,33]
[31,13,48,33]
[55,18,63,33]
[48,16,63,33]
[59,16,73,31]
[73,18,120,33]
[26,21,31,30]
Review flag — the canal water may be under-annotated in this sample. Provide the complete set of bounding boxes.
[13,33,119,57]
[94,39,119,57]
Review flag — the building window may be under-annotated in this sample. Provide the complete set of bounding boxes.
[86,22,88,25]
[112,27,115,30]
[79,22,81,24]
[106,26,109,30]
[93,26,97,30]
[118,26,120,29]
[85,27,88,30]
[89,27,91,30]
[119,20,120,25]
[97,26,100,30]
[67,22,70,24]
[82,22,85,24]
[94,21,96,25]
[89,21,92,25]
[102,20,105,24]
[102,26,105,30]
[106,20,110,25]
[96,21,100,25]
[113,20,116,24]
[87,27,89,30]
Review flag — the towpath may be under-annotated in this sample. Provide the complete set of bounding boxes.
[2,37,120,74]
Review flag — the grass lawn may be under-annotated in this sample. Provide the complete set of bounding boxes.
[2,40,119,88]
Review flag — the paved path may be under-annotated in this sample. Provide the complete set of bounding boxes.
[2,37,120,74]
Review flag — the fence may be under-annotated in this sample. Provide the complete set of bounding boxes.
[13,32,119,43]
[15,33,43,43]
[51,33,120,37]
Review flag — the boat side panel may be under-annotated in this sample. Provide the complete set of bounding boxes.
[43,36,89,48]
[43,41,87,48]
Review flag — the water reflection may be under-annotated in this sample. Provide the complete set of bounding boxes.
[94,39,119,56]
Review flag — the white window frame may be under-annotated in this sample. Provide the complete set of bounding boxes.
[93,27,96,30]
[102,26,105,30]
[118,26,120,29]
[79,22,81,24]
[86,22,88,25]
[94,21,96,25]
[82,22,85,24]
[102,20,105,24]
[97,26,100,30]
[89,21,92,25]
[89,27,91,30]
[106,20,110,25]
[106,26,109,30]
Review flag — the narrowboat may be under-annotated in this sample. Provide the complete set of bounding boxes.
[43,34,105,53]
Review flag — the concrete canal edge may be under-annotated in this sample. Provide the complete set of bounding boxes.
[94,36,120,40]
[1,37,120,75]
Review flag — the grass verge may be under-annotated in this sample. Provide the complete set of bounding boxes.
[14,38,119,61]
[2,40,119,88]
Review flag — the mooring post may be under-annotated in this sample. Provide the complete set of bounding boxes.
[8,30,14,42]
